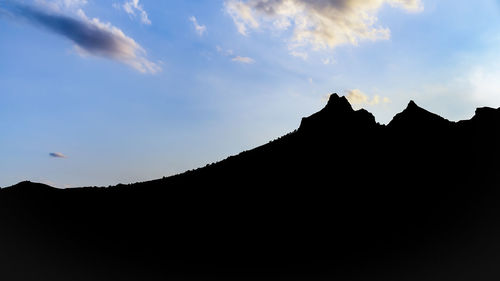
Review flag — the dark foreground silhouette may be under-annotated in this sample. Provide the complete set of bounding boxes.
[2,94,500,281]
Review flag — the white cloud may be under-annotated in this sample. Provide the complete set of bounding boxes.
[60,0,87,8]
[120,0,151,25]
[189,16,207,36]
[216,45,234,56]
[217,46,252,64]
[345,89,390,107]
[322,58,334,65]
[225,0,259,35]
[225,0,423,56]
[34,0,87,11]
[232,56,255,64]
[290,50,308,60]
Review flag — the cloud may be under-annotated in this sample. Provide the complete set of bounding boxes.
[189,16,206,36]
[225,0,423,55]
[216,45,234,56]
[232,56,255,64]
[2,2,160,73]
[217,46,253,64]
[49,152,66,158]
[345,89,390,107]
[119,0,151,25]
[322,58,334,65]
[218,46,256,64]
[225,0,259,35]
[36,0,87,11]
[290,50,308,60]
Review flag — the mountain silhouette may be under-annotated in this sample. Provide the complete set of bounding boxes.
[2,93,500,281]
[388,100,452,130]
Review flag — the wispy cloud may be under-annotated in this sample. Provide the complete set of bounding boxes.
[345,89,390,107]
[225,0,259,36]
[36,0,88,11]
[322,58,334,65]
[49,152,66,158]
[118,0,151,25]
[232,56,255,64]
[189,16,206,36]
[1,2,160,73]
[225,0,423,57]
[290,50,308,60]
[216,45,234,56]
[217,46,253,64]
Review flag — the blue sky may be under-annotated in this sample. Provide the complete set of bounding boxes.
[1,0,500,187]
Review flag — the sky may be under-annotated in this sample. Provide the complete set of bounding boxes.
[1,0,500,188]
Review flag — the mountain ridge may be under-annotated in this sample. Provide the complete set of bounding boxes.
[1,93,500,281]
[3,93,499,190]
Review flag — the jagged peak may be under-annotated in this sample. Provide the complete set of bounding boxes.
[388,100,450,128]
[298,93,375,131]
[401,100,426,114]
[325,93,353,112]
[407,100,418,108]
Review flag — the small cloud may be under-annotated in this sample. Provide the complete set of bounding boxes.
[216,45,234,56]
[308,77,313,84]
[322,58,334,65]
[345,89,391,107]
[2,3,160,74]
[232,56,255,64]
[189,16,206,36]
[290,51,308,60]
[119,0,151,25]
[49,152,66,158]
[217,46,251,64]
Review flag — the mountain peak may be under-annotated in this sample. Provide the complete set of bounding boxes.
[3,181,56,192]
[407,100,418,108]
[388,100,450,129]
[325,93,352,112]
[297,93,375,132]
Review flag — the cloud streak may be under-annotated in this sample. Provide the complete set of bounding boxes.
[189,16,206,36]
[49,152,66,158]
[232,56,255,64]
[225,0,423,56]
[120,0,151,25]
[1,2,160,73]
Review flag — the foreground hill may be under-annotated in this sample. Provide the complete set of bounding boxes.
[1,94,500,281]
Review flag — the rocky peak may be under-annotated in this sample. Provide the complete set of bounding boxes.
[298,93,376,132]
[388,100,450,129]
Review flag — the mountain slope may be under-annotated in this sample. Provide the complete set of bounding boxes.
[2,93,500,281]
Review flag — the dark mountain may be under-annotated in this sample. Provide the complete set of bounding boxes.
[2,93,500,281]
[388,100,453,130]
